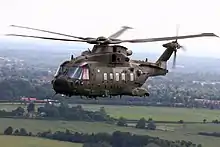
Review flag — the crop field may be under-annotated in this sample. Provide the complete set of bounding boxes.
[0,135,82,147]
[0,118,219,147]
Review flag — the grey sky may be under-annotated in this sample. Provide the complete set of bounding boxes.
[0,0,220,57]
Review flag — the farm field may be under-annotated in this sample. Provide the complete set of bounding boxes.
[0,135,82,147]
[1,103,220,122]
[0,117,219,147]
[70,104,220,122]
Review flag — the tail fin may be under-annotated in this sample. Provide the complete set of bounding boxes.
[155,47,174,69]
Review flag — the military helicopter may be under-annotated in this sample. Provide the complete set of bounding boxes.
[6,25,219,99]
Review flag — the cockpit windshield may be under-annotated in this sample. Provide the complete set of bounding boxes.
[54,66,63,77]
[54,64,90,80]
[54,65,69,77]
[66,66,83,79]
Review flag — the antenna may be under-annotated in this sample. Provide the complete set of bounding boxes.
[71,55,74,60]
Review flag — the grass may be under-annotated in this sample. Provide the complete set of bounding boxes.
[0,118,219,147]
[71,104,220,122]
[0,135,82,147]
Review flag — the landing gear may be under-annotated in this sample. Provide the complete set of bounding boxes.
[131,87,150,97]
[88,96,97,100]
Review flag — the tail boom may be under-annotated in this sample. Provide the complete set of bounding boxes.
[155,47,175,70]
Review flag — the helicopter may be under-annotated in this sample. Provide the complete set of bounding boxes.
[6,25,219,99]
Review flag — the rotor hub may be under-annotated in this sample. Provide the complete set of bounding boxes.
[96,36,108,41]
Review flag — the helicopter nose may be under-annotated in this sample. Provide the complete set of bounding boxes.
[52,78,71,93]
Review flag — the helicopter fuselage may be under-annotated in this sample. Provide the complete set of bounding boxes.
[52,61,152,98]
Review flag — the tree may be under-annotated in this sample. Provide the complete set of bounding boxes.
[76,105,82,111]
[19,128,28,136]
[144,143,160,147]
[148,118,153,122]
[178,120,184,124]
[83,142,112,147]
[13,129,20,135]
[117,117,127,127]
[147,121,156,130]
[136,117,146,129]
[59,102,69,116]
[27,102,35,113]
[12,107,25,116]
[99,107,107,116]
[4,126,13,135]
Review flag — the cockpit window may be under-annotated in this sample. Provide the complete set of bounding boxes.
[54,66,62,77]
[67,67,83,79]
[54,65,69,77]
[57,64,90,80]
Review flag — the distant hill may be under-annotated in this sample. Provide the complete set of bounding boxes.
[0,39,220,73]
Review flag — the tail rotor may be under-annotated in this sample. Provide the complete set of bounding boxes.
[171,24,186,68]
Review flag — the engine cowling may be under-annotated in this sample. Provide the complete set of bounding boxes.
[126,50,132,56]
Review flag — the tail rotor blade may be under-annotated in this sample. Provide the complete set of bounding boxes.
[172,50,177,68]
[180,45,187,51]
[175,24,180,42]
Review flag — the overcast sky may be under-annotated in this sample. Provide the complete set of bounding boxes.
[0,0,220,57]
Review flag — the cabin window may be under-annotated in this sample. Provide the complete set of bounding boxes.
[104,73,107,81]
[121,73,125,81]
[109,73,113,80]
[115,73,120,81]
[130,73,134,81]
[82,67,90,80]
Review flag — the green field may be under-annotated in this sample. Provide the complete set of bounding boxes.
[0,135,82,147]
[71,104,220,122]
[0,117,219,147]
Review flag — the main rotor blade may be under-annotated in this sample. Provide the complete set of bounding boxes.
[119,33,219,43]
[6,34,88,42]
[10,25,94,40]
[108,26,133,39]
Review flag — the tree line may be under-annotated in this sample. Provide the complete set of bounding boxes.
[3,126,202,147]
[0,103,115,123]
[1,76,220,110]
